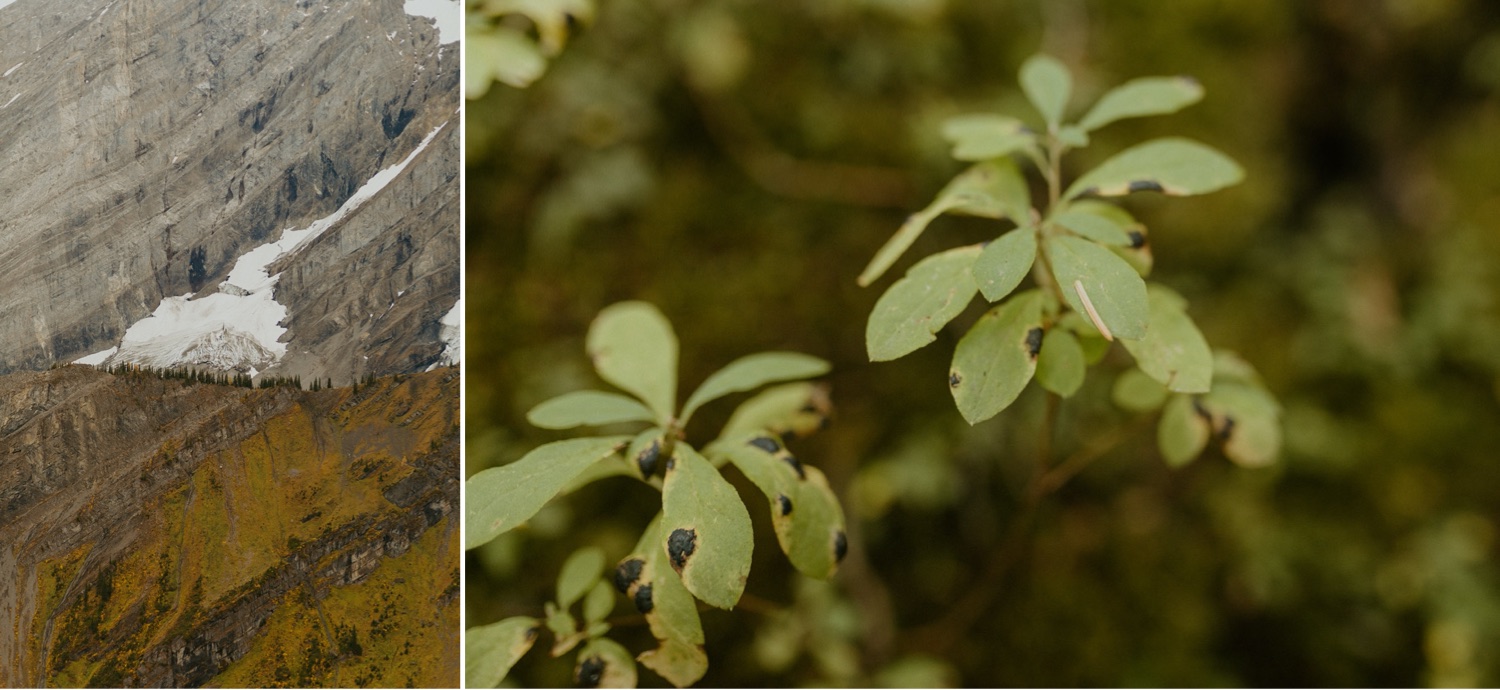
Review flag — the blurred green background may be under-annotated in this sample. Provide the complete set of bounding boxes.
[464,0,1500,685]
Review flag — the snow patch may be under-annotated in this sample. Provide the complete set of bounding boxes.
[1,94,17,109]
[403,0,459,44]
[3,62,23,78]
[75,347,117,366]
[101,122,450,374]
[0,1,17,13]
[430,298,461,369]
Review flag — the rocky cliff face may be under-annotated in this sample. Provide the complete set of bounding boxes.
[0,365,460,687]
[0,0,459,381]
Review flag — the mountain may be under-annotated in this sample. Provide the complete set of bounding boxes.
[0,0,460,384]
[0,366,460,687]
[0,0,462,686]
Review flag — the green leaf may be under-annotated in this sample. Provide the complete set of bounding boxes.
[973,228,1038,303]
[587,302,679,422]
[722,437,848,579]
[483,0,595,55]
[718,382,830,442]
[949,291,1045,424]
[1020,54,1073,126]
[622,428,667,480]
[940,114,1036,161]
[1057,125,1089,148]
[867,245,983,362]
[681,352,830,422]
[575,637,638,688]
[466,436,630,549]
[466,27,547,96]
[558,546,607,609]
[619,516,705,647]
[1212,350,1263,385]
[1051,210,1131,246]
[545,601,584,656]
[465,617,539,688]
[1112,368,1170,413]
[1065,137,1244,200]
[661,445,754,609]
[1078,76,1205,131]
[1057,311,1110,364]
[858,159,1030,286]
[1199,383,1282,467]
[1158,394,1210,467]
[1120,285,1213,393]
[1036,329,1085,397]
[583,580,616,625]
[638,638,709,689]
[527,391,657,430]
[1047,235,1150,341]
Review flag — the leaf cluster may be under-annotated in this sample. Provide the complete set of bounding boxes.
[465,301,848,687]
[860,55,1279,466]
[465,0,595,96]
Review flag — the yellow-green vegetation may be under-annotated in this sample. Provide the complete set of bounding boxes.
[35,371,458,687]
[215,517,460,688]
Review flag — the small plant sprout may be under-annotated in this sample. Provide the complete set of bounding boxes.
[465,301,847,687]
[860,54,1280,467]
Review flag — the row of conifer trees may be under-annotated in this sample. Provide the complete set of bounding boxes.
[95,362,338,391]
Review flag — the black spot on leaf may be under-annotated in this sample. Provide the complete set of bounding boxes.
[833,531,848,563]
[613,559,643,594]
[949,372,962,388]
[1127,230,1146,249]
[633,583,654,614]
[780,453,807,480]
[748,436,780,454]
[776,494,793,516]
[667,529,697,572]
[576,656,605,688]
[1128,180,1165,193]
[1218,416,1236,441]
[636,440,661,477]
[1025,328,1044,359]
[664,456,676,472]
[526,626,540,642]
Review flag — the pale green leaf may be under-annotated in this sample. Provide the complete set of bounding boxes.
[940,114,1036,161]
[867,245,983,361]
[718,382,829,442]
[858,159,1030,286]
[1120,285,1213,393]
[617,516,705,647]
[638,639,709,689]
[1212,350,1262,385]
[1020,54,1073,125]
[1158,394,1210,467]
[1066,137,1244,200]
[465,437,630,549]
[1036,329,1085,397]
[682,352,830,422]
[1112,368,1169,413]
[575,637,638,688]
[527,391,657,430]
[661,445,754,609]
[950,291,1045,424]
[465,617,539,688]
[722,437,848,579]
[546,601,584,656]
[1047,235,1150,341]
[1199,383,1282,467]
[483,0,595,55]
[466,28,547,97]
[622,428,667,480]
[587,302,679,422]
[583,580,616,624]
[1057,125,1089,148]
[1052,210,1131,246]
[557,547,607,609]
[1079,76,1205,131]
[973,228,1037,303]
